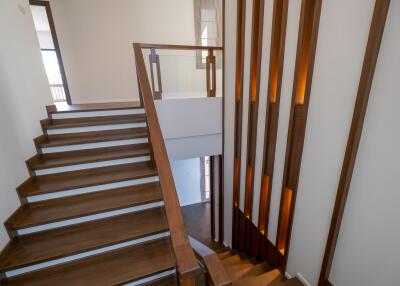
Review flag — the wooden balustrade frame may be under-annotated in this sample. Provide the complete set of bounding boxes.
[133,43,201,284]
[142,44,222,99]
[148,48,163,100]
[189,236,232,286]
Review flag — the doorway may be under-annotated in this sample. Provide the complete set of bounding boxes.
[29,0,71,104]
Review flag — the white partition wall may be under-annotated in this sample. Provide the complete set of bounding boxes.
[224,0,398,285]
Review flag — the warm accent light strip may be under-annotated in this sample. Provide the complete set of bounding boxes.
[244,166,254,217]
[269,70,279,103]
[258,175,271,233]
[233,158,240,205]
[277,187,293,254]
[295,60,308,104]
[294,0,316,105]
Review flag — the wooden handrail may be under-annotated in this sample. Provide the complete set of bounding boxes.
[189,236,232,286]
[133,43,201,283]
[140,43,223,51]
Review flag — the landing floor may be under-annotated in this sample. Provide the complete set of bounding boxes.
[182,201,223,251]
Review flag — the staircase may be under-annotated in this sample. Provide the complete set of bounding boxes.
[216,250,302,286]
[0,43,304,285]
[0,102,179,285]
[188,235,302,286]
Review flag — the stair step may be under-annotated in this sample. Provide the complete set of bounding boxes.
[42,114,146,130]
[226,262,254,281]
[28,144,150,171]
[6,182,161,231]
[240,262,272,279]
[18,161,156,198]
[35,127,148,148]
[0,208,168,273]
[48,101,141,115]
[280,277,303,286]
[4,237,175,286]
[222,254,242,266]
[233,269,282,286]
[217,250,231,260]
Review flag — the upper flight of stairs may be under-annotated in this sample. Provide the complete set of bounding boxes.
[0,101,302,286]
[215,249,303,286]
[0,102,178,285]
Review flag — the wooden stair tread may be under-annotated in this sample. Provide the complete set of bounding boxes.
[233,269,282,286]
[0,207,168,272]
[36,127,148,148]
[217,250,231,260]
[4,237,175,286]
[240,262,272,279]
[30,144,150,170]
[280,278,303,286]
[222,254,242,266]
[18,161,156,197]
[225,262,254,281]
[43,114,146,130]
[7,182,161,230]
[49,101,141,114]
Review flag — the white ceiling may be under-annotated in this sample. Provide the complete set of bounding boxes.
[30,5,50,32]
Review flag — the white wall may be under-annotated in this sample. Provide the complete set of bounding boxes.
[171,158,202,206]
[155,97,222,160]
[48,0,199,104]
[0,0,53,248]
[328,1,400,285]
[224,0,399,285]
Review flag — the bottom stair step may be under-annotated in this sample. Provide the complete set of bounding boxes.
[4,237,176,286]
[0,207,168,273]
[233,269,282,286]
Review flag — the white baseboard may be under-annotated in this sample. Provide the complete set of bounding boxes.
[296,273,312,286]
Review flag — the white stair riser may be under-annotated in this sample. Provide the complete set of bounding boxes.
[35,156,150,176]
[52,109,144,119]
[46,123,147,135]
[27,176,159,203]
[6,231,170,278]
[17,201,164,235]
[124,269,176,286]
[41,138,148,153]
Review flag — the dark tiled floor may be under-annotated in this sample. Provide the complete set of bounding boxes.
[182,201,223,251]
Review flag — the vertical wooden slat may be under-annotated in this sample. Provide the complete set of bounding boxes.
[210,156,216,239]
[258,0,289,236]
[218,155,224,243]
[318,1,390,285]
[243,0,265,223]
[232,0,247,249]
[275,0,322,271]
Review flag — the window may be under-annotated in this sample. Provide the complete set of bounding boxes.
[194,0,222,68]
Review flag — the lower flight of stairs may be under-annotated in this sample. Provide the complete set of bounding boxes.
[216,250,303,286]
[0,103,178,285]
